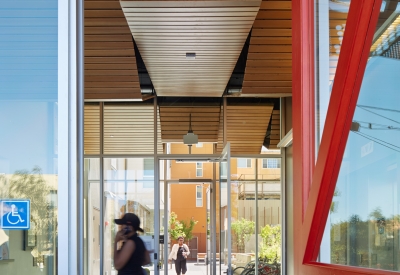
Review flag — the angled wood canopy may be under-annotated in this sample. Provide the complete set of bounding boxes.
[159,106,221,142]
[242,0,292,97]
[217,104,274,154]
[120,0,261,97]
[84,0,142,101]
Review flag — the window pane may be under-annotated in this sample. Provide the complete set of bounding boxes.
[143,159,154,177]
[247,159,252,167]
[237,158,251,168]
[103,158,155,274]
[196,186,202,199]
[319,5,400,271]
[238,158,246,168]
[196,169,203,177]
[262,159,281,169]
[315,0,351,145]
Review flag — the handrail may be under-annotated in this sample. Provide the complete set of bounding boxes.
[237,174,280,181]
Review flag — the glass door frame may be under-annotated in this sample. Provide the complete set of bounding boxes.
[217,143,231,275]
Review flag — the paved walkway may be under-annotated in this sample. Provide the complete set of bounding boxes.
[149,261,227,275]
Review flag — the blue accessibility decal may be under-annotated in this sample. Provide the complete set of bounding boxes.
[1,200,30,230]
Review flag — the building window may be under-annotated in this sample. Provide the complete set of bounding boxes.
[196,143,203,147]
[237,158,251,168]
[196,162,203,177]
[196,185,203,207]
[144,158,154,177]
[262,158,281,169]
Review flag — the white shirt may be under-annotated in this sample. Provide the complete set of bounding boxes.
[168,244,190,260]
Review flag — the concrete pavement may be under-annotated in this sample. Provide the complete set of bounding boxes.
[150,261,227,275]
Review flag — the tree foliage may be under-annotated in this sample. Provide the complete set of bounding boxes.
[168,212,185,240]
[259,224,281,264]
[168,212,198,243]
[0,167,56,259]
[231,218,255,252]
[181,217,198,242]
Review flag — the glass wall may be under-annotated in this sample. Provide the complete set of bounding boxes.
[0,0,58,274]
[84,158,100,275]
[160,153,282,275]
[319,3,400,272]
[229,158,282,275]
[104,158,155,274]
[82,102,283,274]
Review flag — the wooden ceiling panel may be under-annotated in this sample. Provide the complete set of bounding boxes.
[159,106,221,142]
[84,0,142,101]
[242,0,292,97]
[217,104,274,154]
[121,0,261,97]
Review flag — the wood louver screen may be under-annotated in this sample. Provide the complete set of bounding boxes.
[84,0,142,100]
[267,109,280,149]
[103,104,162,154]
[217,104,274,154]
[84,103,100,154]
[120,0,261,97]
[159,106,221,142]
[242,0,292,96]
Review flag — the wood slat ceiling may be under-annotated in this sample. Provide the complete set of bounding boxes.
[159,106,221,142]
[85,0,142,101]
[103,104,163,154]
[217,104,274,154]
[121,0,261,97]
[242,0,292,97]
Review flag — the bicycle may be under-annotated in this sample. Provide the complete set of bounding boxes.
[232,259,280,275]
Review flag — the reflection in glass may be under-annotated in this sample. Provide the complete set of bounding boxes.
[230,158,282,274]
[319,5,400,272]
[85,158,100,275]
[315,0,350,142]
[0,0,58,272]
[103,158,155,274]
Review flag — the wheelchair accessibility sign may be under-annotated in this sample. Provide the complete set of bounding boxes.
[1,200,30,230]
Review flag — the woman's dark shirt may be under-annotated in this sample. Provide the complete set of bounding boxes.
[177,246,186,260]
[118,233,146,275]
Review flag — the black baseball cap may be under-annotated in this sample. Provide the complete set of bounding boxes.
[114,213,144,232]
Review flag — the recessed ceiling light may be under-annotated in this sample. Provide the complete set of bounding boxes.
[186,53,196,60]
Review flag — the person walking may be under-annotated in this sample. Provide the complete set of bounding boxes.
[168,236,190,275]
[113,213,151,275]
